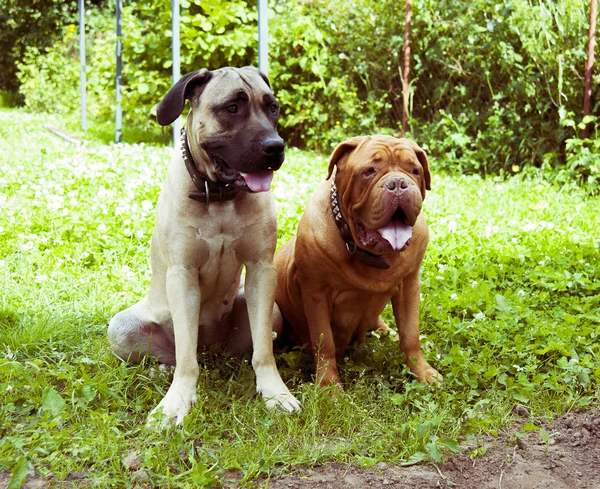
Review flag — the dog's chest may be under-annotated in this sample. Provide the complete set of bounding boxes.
[331,290,391,340]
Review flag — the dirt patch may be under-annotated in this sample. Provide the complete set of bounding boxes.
[264,408,600,489]
[3,409,599,489]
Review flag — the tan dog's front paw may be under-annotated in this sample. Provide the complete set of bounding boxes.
[146,383,198,428]
[263,392,303,412]
[257,375,302,412]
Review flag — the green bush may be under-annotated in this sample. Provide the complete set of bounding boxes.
[16,37,79,114]
[16,0,258,131]
[551,112,600,194]
[270,0,597,175]
[89,0,258,130]
[12,0,599,190]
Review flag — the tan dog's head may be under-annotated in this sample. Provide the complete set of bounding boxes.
[156,66,284,192]
[327,135,431,254]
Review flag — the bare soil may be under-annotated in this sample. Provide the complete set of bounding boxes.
[2,409,599,489]
[264,408,600,489]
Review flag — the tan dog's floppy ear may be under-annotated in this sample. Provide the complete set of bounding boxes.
[326,136,369,180]
[258,71,271,88]
[156,69,212,126]
[408,141,431,193]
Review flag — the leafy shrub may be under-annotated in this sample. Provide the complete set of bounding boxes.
[16,36,79,114]
[16,0,258,131]
[13,0,599,190]
[550,111,600,194]
[88,0,258,130]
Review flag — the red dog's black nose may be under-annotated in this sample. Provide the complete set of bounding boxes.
[385,177,409,191]
[261,137,285,156]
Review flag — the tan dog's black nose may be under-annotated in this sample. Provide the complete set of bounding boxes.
[385,177,409,192]
[261,137,285,156]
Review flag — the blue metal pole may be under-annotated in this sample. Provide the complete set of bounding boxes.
[115,0,123,143]
[78,0,87,132]
[258,0,268,76]
[172,0,181,146]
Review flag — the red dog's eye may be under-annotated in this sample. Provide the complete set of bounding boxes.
[227,104,238,113]
[362,167,377,178]
[412,168,420,176]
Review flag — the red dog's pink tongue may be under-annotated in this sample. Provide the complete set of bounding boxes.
[378,221,413,251]
[240,171,274,192]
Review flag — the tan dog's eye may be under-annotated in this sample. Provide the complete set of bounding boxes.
[412,168,420,176]
[362,167,377,178]
[227,104,238,113]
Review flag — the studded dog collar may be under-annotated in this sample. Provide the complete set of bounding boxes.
[330,182,390,270]
[180,128,239,205]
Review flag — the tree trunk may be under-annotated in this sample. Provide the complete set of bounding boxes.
[581,0,598,139]
[401,0,412,135]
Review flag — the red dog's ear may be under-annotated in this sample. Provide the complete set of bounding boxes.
[326,136,369,180]
[408,140,431,192]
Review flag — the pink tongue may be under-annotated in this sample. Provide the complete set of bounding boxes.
[240,171,274,192]
[378,220,413,251]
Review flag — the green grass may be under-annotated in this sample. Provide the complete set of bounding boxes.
[1,107,599,487]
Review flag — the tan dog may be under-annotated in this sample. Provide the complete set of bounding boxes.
[275,135,441,386]
[108,66,301,426]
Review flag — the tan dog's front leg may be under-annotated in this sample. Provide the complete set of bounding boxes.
[245,261,301,412]
[392,271,442,384]
[302,293,341,387]
[147,265,201,427]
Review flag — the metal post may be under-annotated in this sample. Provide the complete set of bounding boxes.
[172,0,181,146]
[115,0,123,143]
[258,0,268,75]
[78,0,87,132]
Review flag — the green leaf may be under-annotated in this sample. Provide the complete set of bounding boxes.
[439,439,461,453]
[137,83,150,95]
[401,451,427,466]
[511,391,530,403]
[40,387,66,417]
[8,457,28,489]
[426,442,443,462]
[522,423,540,432]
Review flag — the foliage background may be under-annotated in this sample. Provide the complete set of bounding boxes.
[3,0,598,189]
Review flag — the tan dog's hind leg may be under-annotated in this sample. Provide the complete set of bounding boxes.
[245,261,301,412]
[147,265,201,427]
[108,297,176,365]
[392,271,442,385]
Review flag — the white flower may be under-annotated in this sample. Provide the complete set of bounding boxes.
[474,312,486,321]
[517,290,526,297]
[471,280,478,288]
[450,293,458,300]
[522,223,537,232]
